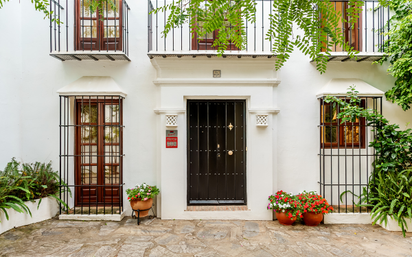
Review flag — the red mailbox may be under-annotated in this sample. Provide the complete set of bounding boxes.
[166,130,178,148]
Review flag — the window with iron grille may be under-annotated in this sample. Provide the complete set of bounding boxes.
[59,96,124,215]
[319,96,382,214]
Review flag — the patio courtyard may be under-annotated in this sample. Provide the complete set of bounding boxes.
[1,217,411,257]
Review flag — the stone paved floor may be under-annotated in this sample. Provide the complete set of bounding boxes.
[1,217,412,257]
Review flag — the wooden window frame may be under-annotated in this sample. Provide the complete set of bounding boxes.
[191,2,240,51]
[74,98,123,206]
[320,99,366,149]
[75,0,123,51]
[321,1,363,52]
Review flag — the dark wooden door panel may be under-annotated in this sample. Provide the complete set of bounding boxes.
[187,100,246,205]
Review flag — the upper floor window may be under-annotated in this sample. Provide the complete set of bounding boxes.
[322,1,362,52]
[192,21,239,50]
[320,99,366,148]
[76,0,123,51]
[191,1,240,51]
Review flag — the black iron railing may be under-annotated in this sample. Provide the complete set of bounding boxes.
[50,0,130,58]
[319,96,383,213]
[327,0,390,53]
[59,95,125,215]
[148,0,390,55]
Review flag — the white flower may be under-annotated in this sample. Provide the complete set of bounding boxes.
[140,189,144,192]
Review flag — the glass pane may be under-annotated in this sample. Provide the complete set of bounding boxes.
[103,25,120,38]
[81,165,97,184]
[104,145,120,163]
[80,20,98,38]
[344,125,360,144]
[198,21,214,39]
[105,105,120,123]
[81,145,97,164]
[322,104,337,123]
[322,126,337,143]
[223,21,234,39]
[81,126,98,143]
[104,127,120,144]
[81,105,97,123]
[103,0,121,17]
[105,165,120,184]
[80,0,98,17]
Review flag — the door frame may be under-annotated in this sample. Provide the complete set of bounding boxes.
[186,99,247,206]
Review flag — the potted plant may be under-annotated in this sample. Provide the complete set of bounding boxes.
[297,191,333,226]
[268,190,303,226]
[126,183,159,218]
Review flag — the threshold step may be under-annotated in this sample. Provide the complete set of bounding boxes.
[186,206,249,211]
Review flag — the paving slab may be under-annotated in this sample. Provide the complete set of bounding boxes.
[0,217,411,257]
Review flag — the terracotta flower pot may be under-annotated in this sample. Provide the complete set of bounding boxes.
[130,198,153,217]
[303,211,323,226]
[275,211,297,226]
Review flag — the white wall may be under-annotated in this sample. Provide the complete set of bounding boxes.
[0,1,410,220]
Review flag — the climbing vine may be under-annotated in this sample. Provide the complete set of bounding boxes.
[378,0,412,111]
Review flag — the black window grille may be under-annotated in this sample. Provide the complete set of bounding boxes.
[59,95,125,215]
[319,96,382,213]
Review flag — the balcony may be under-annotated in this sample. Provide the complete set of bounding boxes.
[147,0,390,62]
[49,0,130,61]
[322,0,390,62]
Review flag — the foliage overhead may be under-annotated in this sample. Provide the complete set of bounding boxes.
[0,0,117,21]
[378,0,412,111]
[152,0,364,73]
[0,0,51,18]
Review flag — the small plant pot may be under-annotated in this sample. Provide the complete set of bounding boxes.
[130,198,153,217]
[303,212,323,226]
[275,211,297,226]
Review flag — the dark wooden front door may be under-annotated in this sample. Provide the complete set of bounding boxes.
[187,100,246,205]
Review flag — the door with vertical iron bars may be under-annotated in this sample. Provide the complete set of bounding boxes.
[187,100,246,205]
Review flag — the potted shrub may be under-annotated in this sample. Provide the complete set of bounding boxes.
[268,190,303,226]
[126,183,159,218]
[297,191,333,226]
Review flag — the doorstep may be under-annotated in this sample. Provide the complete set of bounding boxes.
[186,206,249,211]
[59,211,126,221]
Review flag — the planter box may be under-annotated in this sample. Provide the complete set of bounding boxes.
[0,197,59,235]
[379,216,412,232]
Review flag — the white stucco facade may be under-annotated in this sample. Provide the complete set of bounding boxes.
[0,1,411,221]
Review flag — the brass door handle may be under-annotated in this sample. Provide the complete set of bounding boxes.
[228,150,233,156]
